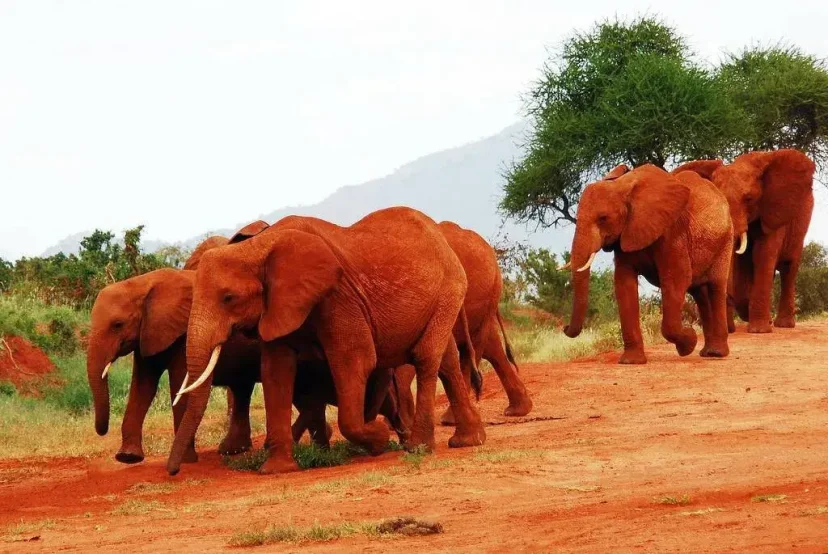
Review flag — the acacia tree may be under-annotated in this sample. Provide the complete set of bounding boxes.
[718,45,828,169]
[501,17,747,226]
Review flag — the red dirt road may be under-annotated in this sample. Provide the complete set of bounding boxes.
[2,323,828,553]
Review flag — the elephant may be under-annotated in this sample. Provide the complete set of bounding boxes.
[672,149,815,333]
[167,207,486,476]
[563,163,733,364]
[86,265,261,464]
[391,221,533,426]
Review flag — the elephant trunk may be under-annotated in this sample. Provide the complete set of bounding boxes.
[86,337,113,436]
[167,314,220,475]
[564,228,600,338]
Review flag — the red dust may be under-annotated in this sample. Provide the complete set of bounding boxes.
[1,323,828,552]
[0,335,54,389]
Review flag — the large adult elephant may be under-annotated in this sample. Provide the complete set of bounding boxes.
[167,207,486,476]
[86,227,272,463]
[672,149,815,333]
[564,164,733,364]
[391,221,533,426]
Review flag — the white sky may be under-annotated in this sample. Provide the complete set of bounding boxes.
[2,1,827,259]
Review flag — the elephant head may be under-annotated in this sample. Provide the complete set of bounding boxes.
[673,149,815,254]
[167,226,343,474]
[564,164,690,337]
[87,268,194,436]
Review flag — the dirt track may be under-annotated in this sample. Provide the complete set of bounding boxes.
[2,322,828,553]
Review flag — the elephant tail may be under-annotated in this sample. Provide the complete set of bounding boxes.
[459,307,483,399]
[496,309,519,372]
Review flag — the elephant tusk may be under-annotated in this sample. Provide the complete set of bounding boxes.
[576,252,597,272]
[174,345,222,403]
[101,362,112,379]
[560,261,571,270]
[735,232,748,255]
[172,373,189,407]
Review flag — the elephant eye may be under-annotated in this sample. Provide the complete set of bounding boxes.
[222,293,235,304]
[597,214,609,224]
[111,321,124,330]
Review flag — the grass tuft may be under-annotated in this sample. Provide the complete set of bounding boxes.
[656,495,692,506]
[751,494,787,503]
[401,444,430,470]
[126,482,178,495]
[798,506,828,517]
[110,499,168,516]
[2,519,56,541]
[228,517,442,546]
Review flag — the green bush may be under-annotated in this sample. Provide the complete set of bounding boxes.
[0,381,17,397]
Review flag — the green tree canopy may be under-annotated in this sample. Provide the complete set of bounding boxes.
[718,45,828,167]
[501,16,747,226]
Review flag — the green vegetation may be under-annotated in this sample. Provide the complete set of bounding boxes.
[223,441,373,472]
[501,16,828,226]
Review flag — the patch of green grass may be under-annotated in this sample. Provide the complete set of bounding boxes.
[228,517,442,546]
[656,495,692,506]
[111,499,169,516]
[0,381,16,397]
[0,294,87,355]
[751,494,788,503]
[401,444,430,470]
[293,441,367,469]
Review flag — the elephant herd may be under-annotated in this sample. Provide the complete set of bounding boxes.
[85,147,815,477]
[564,148,815,364]
[86,209,532,475]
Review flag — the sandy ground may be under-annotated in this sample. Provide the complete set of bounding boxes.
[1,322,827,553]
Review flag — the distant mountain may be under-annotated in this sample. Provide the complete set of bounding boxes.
[42,121,575,258]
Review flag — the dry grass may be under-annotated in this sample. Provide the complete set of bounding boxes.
[656,495,692,506]
[751,494,787,503]
[1,519,56,542]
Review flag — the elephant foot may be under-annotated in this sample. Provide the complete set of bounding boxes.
[218,434,252,456]
[774,316,796,328]
[115,447,145,465]
[182,447,199,464]
[503,395,533,417]
[747,321,773,333]
[618,349,647,365]
[259,453,300,475]
[439,407,456,426]
[406,427,436,453]
[308,423,334,449]
[448,426,486,448]
[700,343,729,358]
[674,332,698,357]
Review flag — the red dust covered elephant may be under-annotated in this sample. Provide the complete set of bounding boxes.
[672,149,815,333]
[563,164,733,364]
[167,207,486,476]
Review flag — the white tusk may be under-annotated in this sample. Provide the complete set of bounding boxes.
[735,232,748,255]
[175,345,222,401]
[101,362,112,379]
[576,252,597,272]
[172,373,189,406]
[560,261,571,270]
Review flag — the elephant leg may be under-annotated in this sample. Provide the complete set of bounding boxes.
[748,232,784,333]
[726,299,737,333]
[615,262,646,364]
[690,286,713,354]
[328,353,389,456]
[661,275,697,357]
[258,343,300,475]
[388,365,416,443]
[481,321,532,417]
[438,340,475,426]
[167,351,197,463]
[292,404,332,448]
[774,260,798,328]
[703,276,730,358]
[219,382,254,455]
[117,356,161,464]
[439,337,485,448]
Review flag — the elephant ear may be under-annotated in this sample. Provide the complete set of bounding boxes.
[671,159,723,180]
[259,230,343,342]
[759,149,815,232]
[621,172,691,252]
[139,270,194,357]
[603,164,630,180]
[229,220,270,244]
[184,236,229,270]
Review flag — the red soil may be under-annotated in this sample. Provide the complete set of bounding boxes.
[1,323,828,552]
[0,335,54,389]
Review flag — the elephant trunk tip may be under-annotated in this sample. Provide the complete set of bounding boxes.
[563,324,582,339]
[167,461,180,476]
[95,421,109,437]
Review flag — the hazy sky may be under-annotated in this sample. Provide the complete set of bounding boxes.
[2,1,827,259]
